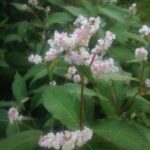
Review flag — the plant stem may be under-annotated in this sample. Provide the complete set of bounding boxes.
[139,61,145,92]
[80,75,84,129]
[89,54,96,67]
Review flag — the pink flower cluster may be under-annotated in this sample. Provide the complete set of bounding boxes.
[135,47,148,61]
[39,127,93,150]
[66,66,88,83]
[8,107,22,124]
[28,15,119,78]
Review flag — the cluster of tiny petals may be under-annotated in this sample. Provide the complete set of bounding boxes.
[8,107,22,124]
[39,127,93,150]
[49,80,57,86]
[135,47,148,61]
[29,16,119,78]
[129,3,137,15]
[66,66,77,79]
[139,25,150,38]
[91,58,119,77]
[28,54,43,64]
[44,48,58,62]
[91,31,116,55]
[28,0,38,5]
[145,79,150,88]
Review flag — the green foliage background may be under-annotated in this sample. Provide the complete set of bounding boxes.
[0,0,150,150]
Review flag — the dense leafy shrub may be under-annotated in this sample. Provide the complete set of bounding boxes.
[0,0,150,150]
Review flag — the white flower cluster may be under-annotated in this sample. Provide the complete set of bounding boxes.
[139,25,150,38]
[45,16,100,63]
[145,79,150,88]
[29,16,119,78]
[91,31,116,55]
[49,80,57,86]
[91,58,119,77]
[65,66,88,84]
[39,127,93,150]
[28,54,43,64]
[135,47,148,61]
[129,3,137,15]
[8,107,22,124]
[28,0,38,5]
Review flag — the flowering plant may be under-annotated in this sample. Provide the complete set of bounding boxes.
[0,1,150,150]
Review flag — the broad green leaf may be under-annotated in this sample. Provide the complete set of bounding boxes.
[5,34,22,42]
[24,64,46,80]
[100,72,138,81]
[11,3,32,12]
[7,123,20,137]
[95,119,150,150]
[110,23,128,43]
[42,86,79,129]
[96,91,117,118]
[0,130,41,150]
[0,101,16,108]
[12,73,27,102]
[63,83,96,97]
[30,68,47,86]
[98,5,127,23]
[108,47,134,63]
[47,12,73,25]
[47,0,64,6]
[126,32,147,44]
[63,6,88,17]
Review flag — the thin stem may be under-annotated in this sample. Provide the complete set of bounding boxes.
[139,61,145,92]
[89,54,96,67]
[119,61,146,116]
[80,75,84,129]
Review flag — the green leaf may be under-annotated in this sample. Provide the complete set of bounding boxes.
[126,32,147,44]
[11,3,32,12]
[7,123,20,137]
[98,5,127,23]
[95,119,150,150]
[12,73,27,102]
[5,34,22,43]
[100,72,138,81]
[0,101,16,108]
[0,130,41,150]
[108,47,134,63]
[63,83,96,97]
[96,91,117,118]
[24,64,46,80]
[30,68,47,86]
[63,6,88,17]
[47,0,64,6]
[42,86,79,129]
[47,12,73,25]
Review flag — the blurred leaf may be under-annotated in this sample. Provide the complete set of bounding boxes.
[11,3,32,12]
[63,83,96,97]
[12,73,27,102]
[95,119,150,150]
[47,0,64,6]
[47,12,73,25]
[42,86,79,129]
[126,32,147,44]
[7,123,20,137]
[98,4,127,23]
[0,130,41,150]
[24,64,46,80]
[5,34,22,43]
[0,101,16,108]
[100,72,138,81]
[63,6,88,17]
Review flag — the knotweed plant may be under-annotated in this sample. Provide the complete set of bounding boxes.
[3,1,150,150]
[27,15,120,150]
